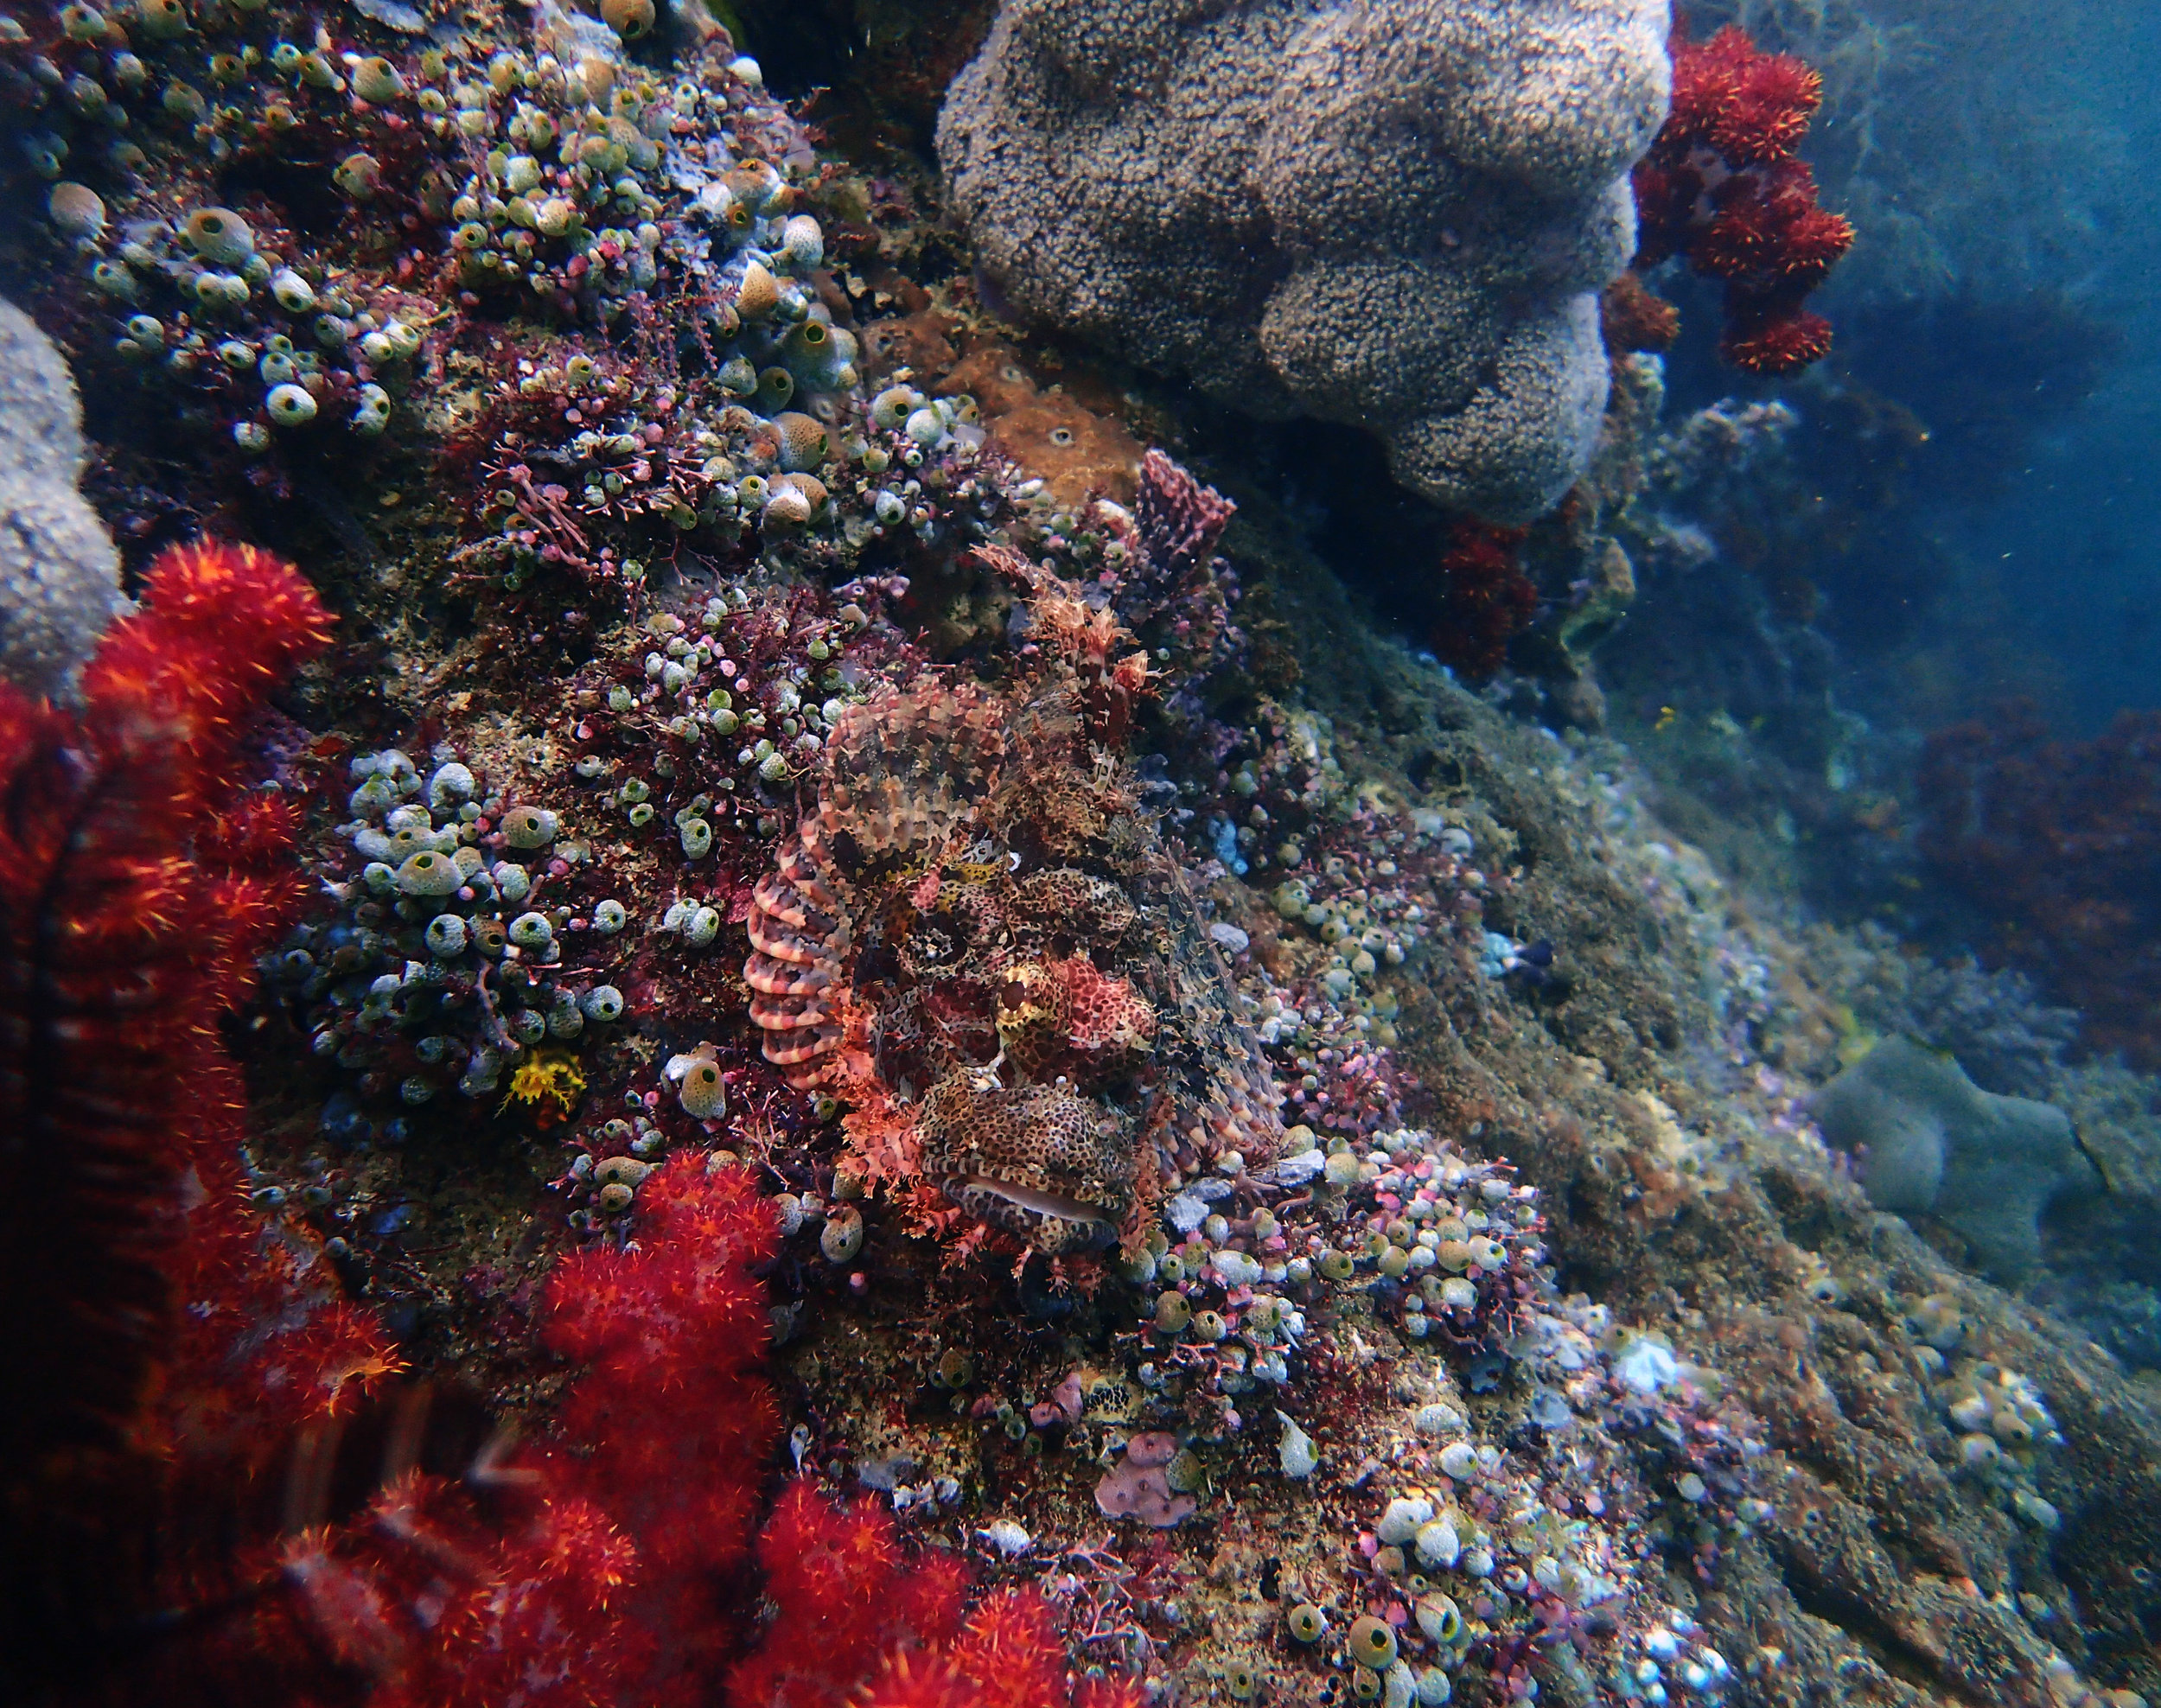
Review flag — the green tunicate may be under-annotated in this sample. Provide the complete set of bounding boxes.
[501,806,558,849]
[679,818,712,859]
[546,995,585,1039]
[424,914,469,957]
[1348,1615,1398,1671]
[397,851,462,896]
[580,985,625,1023]
[753,366,794,412]
[684,906,720,949]
[591,899,627,934]
[507,911,553,950]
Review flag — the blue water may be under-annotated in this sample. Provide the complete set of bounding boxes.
[1695,0,2161,730]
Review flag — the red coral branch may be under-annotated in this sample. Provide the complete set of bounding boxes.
[1429,521,1536,680]
[1631,25,1854,374]
[2,539,335,1477]
[726,1484,1141,1708]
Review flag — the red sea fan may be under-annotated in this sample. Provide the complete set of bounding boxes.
[1629,24,1853,374]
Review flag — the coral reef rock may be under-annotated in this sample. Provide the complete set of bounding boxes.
[938,0,1672,523]
[1809,1036,2100,1278]
[0,299,127,701]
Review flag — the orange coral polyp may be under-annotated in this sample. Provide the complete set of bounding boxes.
[1722,309,1834,374]
[1633,24,1851,374]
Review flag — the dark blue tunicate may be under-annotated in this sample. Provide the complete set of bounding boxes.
[371,1203,413,1236]
[1529,1387,1573,1431]
[320,1092,371,1147]
[1468,1350,1509,1393]
[1017,1258,1077,1320]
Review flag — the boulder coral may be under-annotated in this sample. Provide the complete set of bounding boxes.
[0,298,129,700]
[1809,1036,2100,1278]
[938,0,1673,524]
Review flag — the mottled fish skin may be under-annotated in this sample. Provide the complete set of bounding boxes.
[748,660,1283,1250]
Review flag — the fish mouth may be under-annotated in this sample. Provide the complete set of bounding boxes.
[944,1174,1112,1223]
[936,1175,1118,1252]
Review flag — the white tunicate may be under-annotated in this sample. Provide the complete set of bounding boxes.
[820,1207,864,1264]
[671,1052,727,1119]
[592,899,627,934]
[781,214,824,268]
[1415,1517,1461,1570]
[507,911,553,950]
[1377,1497,1433,1545]
[1416,1667,1453,1705]
[428,761,476,806]
[1277,1412,1317,1480]
[579,985,625,1023]
[269,268,316,312]
[979,1519,1031,1557]
[352,383,392,435]
[685,905,720,948]
[1437,1440,1478,1479]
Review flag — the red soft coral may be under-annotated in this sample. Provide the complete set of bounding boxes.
[726,1487,1134,1708]
[7,544,790,1708]
[1429,521,1537,680]
[1630,25,1853,374]
[2,539,335,1475]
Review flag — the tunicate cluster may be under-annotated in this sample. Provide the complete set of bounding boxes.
[271,746,625,1106]
[589,592,870,805]
[1938,1355,2063,1524]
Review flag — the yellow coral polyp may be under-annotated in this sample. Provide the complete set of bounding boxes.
[501,1050,586,1122]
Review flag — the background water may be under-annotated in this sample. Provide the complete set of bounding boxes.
[1693,0,2161,732]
